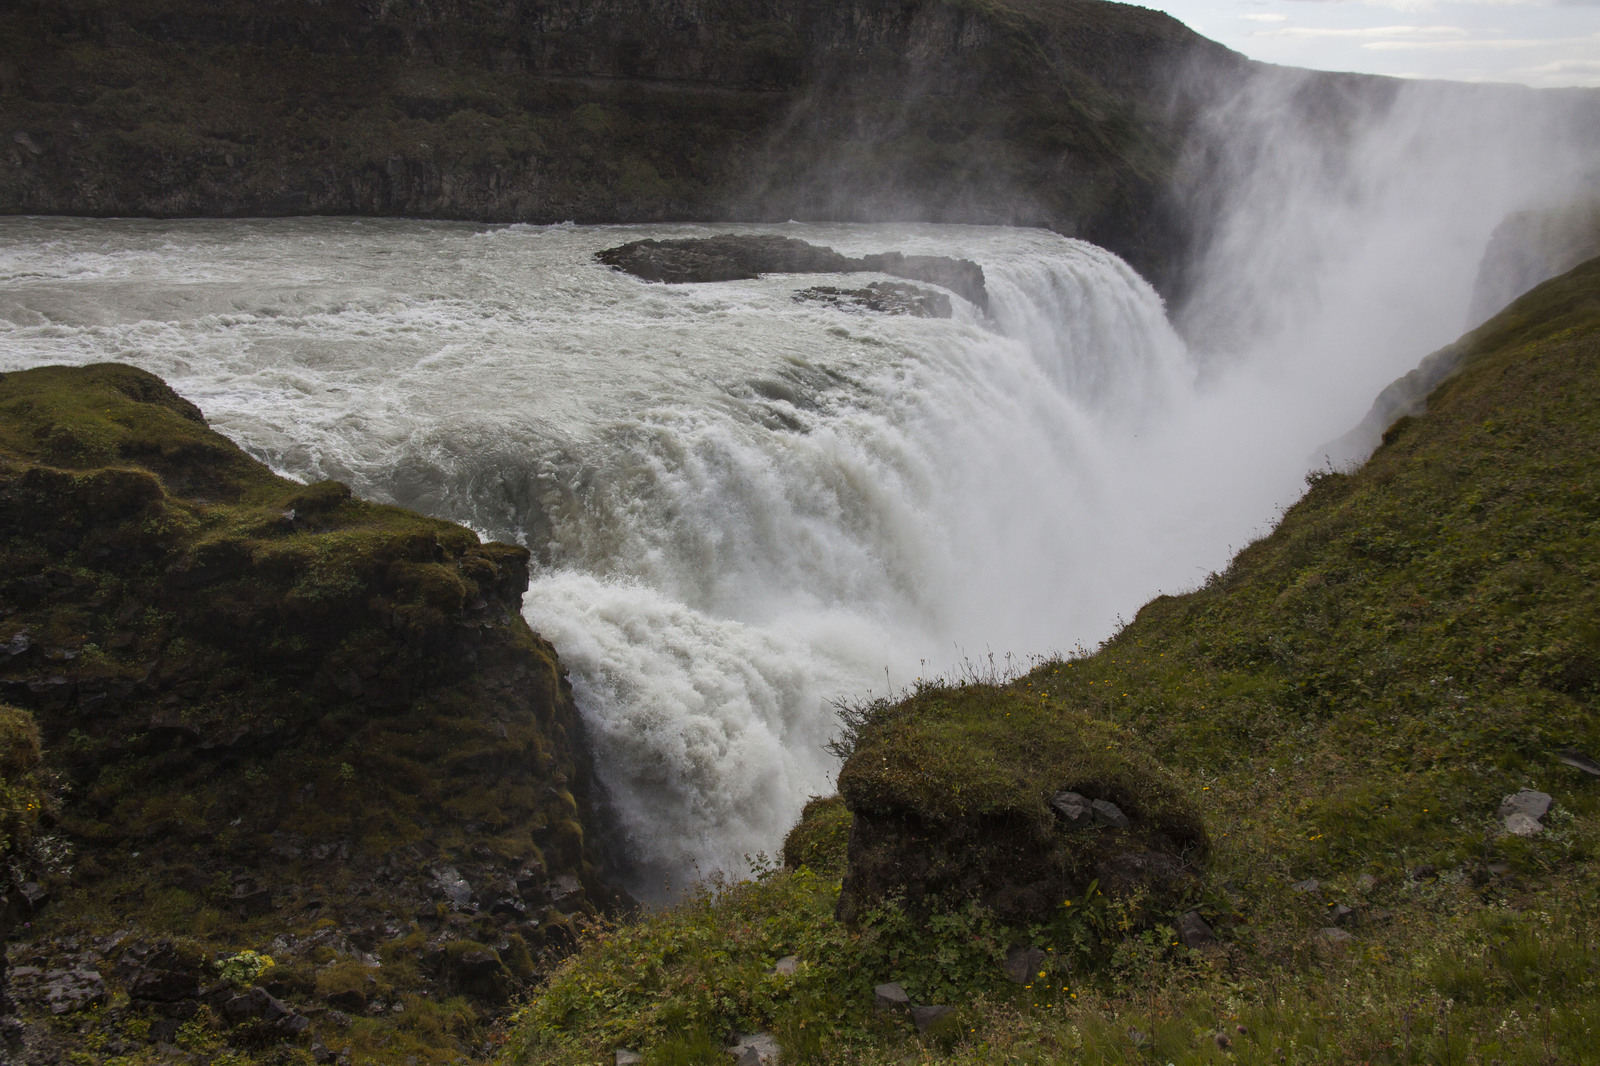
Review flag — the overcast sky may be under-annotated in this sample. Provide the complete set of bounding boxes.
[1138,0,1600,86]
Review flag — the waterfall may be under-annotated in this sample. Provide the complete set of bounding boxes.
[0,214,1497,894]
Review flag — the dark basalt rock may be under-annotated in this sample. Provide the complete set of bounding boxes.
[794,281,953,318]
[0,0,1261,295]
[1176,910,1215,948]
[833,687,1208,928]
[598,235,988,311]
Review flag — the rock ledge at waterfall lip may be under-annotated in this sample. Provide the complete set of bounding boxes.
[793,281,953,319]
[595,235,989,312]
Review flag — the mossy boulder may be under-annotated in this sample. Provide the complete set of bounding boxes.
[781,795,853,875]
[0,363,623,1062]
[834,683,1207,924]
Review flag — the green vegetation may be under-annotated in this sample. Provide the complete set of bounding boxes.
[500,259,1600,1065]
[0,700,47,930]
[0,363,616,1063]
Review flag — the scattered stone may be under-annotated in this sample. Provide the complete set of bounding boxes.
[549,874,583,903]
[1556,748,1600,777]
[1315,928,1355,952]
[1330,904,1356,926]
[772,955,799,976]
[1499,788,1553,836]
[149,1018,181,1044]
[484,896,524,920]
[1090,799,1131,829]
[1177,910,1216,948]
[1290,878,1320,894]
[615,1051,642,1066]
[38,967,106,1014]
[873,982,910,1010]
[128,967,199,1003]
[222,986,292,1024]
[726,1031,779,1065]
[232,885,275,917]
[1049,791,1095,829]
[1355,873,1377,892]
[1003,944,1048,984]
[911,1005,957,1034]
[17,882,48,910]
[278,1013,312,1036]
[311,1044,338,1065]
[431,867,473,909]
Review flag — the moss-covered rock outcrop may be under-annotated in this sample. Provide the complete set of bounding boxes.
[834,684,1207,923]
[0,363,623,1063]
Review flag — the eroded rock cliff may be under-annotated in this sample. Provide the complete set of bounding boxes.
[0,0,1246,292]
[0,363,623,1063]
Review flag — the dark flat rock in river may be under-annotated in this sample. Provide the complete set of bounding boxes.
[597,235,988,312]
[793,281,953,318]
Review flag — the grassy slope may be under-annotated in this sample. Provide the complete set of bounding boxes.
[498,258,1600,1065]
[0,364,618,1064]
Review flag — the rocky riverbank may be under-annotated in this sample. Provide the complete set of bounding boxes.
[0,364,625,1064]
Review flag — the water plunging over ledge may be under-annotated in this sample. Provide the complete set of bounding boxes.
[0,218,1489,894]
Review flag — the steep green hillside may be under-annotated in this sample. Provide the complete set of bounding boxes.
[499,259,1600,1065]
[0,364,623,1064]
[0,0,1249,290]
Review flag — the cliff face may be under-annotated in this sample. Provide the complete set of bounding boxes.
[0,0,1244,291]
[1469,200,1600,327]
[0,363,623,1063]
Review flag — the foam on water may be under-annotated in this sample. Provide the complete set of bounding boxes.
[0,211,1540,892]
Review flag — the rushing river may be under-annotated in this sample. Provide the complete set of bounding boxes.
[0,215,1545,892]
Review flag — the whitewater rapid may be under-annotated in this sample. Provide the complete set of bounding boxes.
[0,218,1478,892]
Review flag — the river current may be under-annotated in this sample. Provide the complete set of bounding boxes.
[0,216,1541,892]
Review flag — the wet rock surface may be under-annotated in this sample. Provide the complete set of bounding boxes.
[598,236,988,311]
[793,281,953,318]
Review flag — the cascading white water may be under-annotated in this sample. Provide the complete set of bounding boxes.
[0,156,1583,892]
[0,219,1229,891]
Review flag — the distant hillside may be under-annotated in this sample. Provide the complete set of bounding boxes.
[1,0,1257,292]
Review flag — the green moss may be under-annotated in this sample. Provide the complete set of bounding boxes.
[0,702,43,858]
[780,796,852,875]
[838,683,1199,831]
